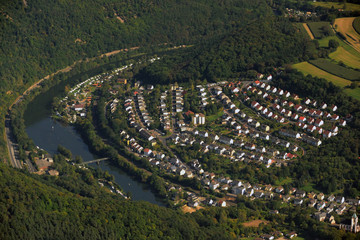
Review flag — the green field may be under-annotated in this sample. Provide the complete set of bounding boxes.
[329,46,360,69]
[307,22,334,39]
[309,58,360,80]
[294,23,312,40]
[310,1,360,11]
[354,17,360,35]
[318,35,360,69]
[293,62,360,101]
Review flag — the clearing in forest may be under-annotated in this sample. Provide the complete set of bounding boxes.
[242,219,269,227]
[302,23,314,40]
[334,17,360,53]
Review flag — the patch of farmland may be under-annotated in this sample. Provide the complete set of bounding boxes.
[307,22,334,39]
[294,23,313,40]
[334,17,360,53]
[309,58,360,81]
[353,17,360,35]
[311,1,360,11]
[293,62,360,101]
[293,62,351,88]
[329,47,360,69]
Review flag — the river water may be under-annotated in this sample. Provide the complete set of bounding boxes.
[24,81,164,206]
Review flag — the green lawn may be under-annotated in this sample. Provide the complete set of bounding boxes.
[206,110,223,122]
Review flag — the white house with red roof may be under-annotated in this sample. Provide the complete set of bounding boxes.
[323,130,332,138]
[143,148,153,157]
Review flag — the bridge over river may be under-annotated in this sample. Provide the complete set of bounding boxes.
[77,158,109,165]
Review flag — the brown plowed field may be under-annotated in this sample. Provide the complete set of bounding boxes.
[303,23,314,40]
[334,17,360,53]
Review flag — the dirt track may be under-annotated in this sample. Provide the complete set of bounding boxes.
[242,219,269,227]
[334,17,360,53]
[303,23,314,40]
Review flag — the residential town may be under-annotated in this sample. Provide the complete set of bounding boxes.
[55,63,358,237]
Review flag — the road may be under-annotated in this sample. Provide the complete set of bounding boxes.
[5,116,22,169]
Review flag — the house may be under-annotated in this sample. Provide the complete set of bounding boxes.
[232,186,246,195]
[231,87,240,93]
[286,232,298,239]
[317,193,325,200]
[143,148,152,157]
[219,136,234,145]
[246,188,254,196]
[210,180,220,190]
[299,116,306,123]
[314,212,327,222]
[336,196,345,204]
[73,104,85,111]
[316,201,326,210]
[308,199,317,207]
[291,113,299,120]
[339,119,347,126]
[275,186,284,193]
[330,105,337,111]
[261,234,274,240]
[302,135,322,146]
[328,195,335,202]
[307,125,316,133]
[294,199,303,205]
[296,190,306,198]
[314,119,324,127]
[320,103,328,109]
[331,126,339,133]
[331,114,339,121]
[294,104,302,112]
[177,168,186,176]
[280,129,301,139]
[218,200,227,207]
[323,130,332,138]
[254,191,264,198]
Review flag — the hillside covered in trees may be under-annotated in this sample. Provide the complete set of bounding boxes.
[0,0,271,157]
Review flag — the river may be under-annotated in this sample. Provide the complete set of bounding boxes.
[24,80,165,206]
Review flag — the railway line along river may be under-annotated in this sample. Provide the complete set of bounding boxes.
[24,80,165,206]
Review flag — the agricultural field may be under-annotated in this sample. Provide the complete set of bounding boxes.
[354,16,360,35]
[307,22,334,39]
[329,46,360,69]
[334,17,360,53]
[310,1,360,11]
[294,23,314,40]
[293,62,360,100]
[293,62,351,88]
[309,58,360,81]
